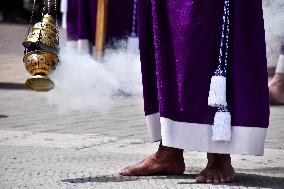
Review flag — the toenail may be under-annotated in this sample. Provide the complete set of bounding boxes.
[119,170,127,175]
[196,176,205,183]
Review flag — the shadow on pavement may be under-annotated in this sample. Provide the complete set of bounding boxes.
[178,172,284,188]
[0,82,27,90]
[61,175,140,183]
[0,115,9,118]
[232,172,284,188]
[61,174,196,184]
[62,172,284,187]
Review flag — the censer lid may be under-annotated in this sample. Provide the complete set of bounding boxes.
[42,14,54,22]
[23,13,59,54]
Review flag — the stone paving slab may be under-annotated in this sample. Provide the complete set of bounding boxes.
[0,89,148,140]
[0,130,121,150]
[0,134,284,189]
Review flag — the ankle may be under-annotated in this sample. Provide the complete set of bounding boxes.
[219,154,231,164]
[156,143,184,161]
[207,153,231,164]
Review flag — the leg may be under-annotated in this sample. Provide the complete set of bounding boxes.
[119,142,185,176]
[196,153,235,183]
[269,40,284,105]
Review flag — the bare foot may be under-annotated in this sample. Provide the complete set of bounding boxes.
[269,74,284,105]
[119,143,185,176]
[196,153,235,183]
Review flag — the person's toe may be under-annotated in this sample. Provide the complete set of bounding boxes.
[220,175,227,183]
[206,175,214,183]
[119,169,128,176]
[213,175,221,183]
[119,167,136,176]
[226,175,234,183]
[119,168,130,176]
[196,175,206,183]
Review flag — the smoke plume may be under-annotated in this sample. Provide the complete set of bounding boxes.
[42,40,142,113]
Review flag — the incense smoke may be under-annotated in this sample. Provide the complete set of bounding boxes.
[263,0,284,65]
[42,40,142,113]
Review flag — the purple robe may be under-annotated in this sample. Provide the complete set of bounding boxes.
[67,0,135,45]
[137,0,269,155]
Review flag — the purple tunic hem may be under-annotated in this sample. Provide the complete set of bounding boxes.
[137,0,270,129]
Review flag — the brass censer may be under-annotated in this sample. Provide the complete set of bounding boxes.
[22,1,59,91]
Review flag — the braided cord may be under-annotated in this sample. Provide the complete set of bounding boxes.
[131,0,138,36]
[215,0,230,77]
[223,0,230,76]
[217,0,230,113]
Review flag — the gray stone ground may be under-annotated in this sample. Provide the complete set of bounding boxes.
[0,23,284,189]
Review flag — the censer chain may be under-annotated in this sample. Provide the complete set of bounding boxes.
[54,0,59,41]
[42,0,46,16]
[27,0,37,35]
[131,0,137,36]
[48,0,51,14]
[25,0,37,54]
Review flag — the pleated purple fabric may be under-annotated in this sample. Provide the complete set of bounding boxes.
[137,0,270,155]
[66,0,134,44]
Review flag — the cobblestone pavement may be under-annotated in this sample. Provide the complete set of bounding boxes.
[0,23,284,189]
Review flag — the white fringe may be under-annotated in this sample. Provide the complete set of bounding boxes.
[212,111,231,142]
[208,76,227,107]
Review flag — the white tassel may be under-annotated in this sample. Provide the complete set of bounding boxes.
[208,76,227,107]
[212,111,231,142]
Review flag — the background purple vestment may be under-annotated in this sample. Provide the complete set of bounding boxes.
[67,0,135,45]
[137,0,270,155]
